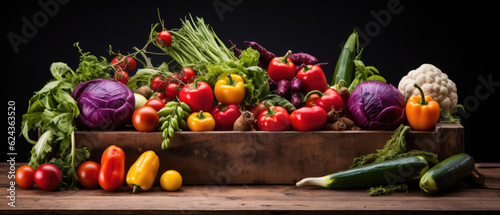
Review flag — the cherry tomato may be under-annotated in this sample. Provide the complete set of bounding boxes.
[114,70,129,85]
[144,98,166,111]
[167,74,182,84]
[155,92,166,100]
[132,106,160,132]
[76,161,101,189]
[34,163,62,191]
[160,170,182,191]
[305,93,321,107]
[165,82,181,99]
[180,68,197,84]
[151,76,167,92]
[16,165,35,189]
[157,31,172,47]
[111,56,136,71]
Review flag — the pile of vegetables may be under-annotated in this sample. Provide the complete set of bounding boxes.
[20,12,469,192]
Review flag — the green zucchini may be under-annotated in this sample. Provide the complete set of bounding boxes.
[419,153,475,193]
[331,30,358,88]
[296,156,429,189]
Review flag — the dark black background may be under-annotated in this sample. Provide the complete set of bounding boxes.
[4,0,498,162]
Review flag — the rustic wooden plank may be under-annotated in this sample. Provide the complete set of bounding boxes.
[1,163,499,215]
[72,124,463,185]
[1,178,499,214]
[2,185,500,212]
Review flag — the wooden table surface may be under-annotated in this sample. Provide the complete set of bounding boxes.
[1,163,499,214]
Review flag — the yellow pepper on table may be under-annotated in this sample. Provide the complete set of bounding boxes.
[214,74,246,104]
[187,111,216,131]
[406,83,441,131]
[126,150,160,193]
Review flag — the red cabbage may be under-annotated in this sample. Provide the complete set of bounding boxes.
[72,79,135,130]
[348,80,406,130]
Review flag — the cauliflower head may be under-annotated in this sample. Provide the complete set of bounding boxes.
[398,64,457,113]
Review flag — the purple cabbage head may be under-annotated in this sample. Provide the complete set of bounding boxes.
[72,79,135,130]
[348,80,406,130]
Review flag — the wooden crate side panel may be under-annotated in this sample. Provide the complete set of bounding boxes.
[75,124,462,185]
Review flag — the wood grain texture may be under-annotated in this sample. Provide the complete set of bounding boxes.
[1,163,499,214]
[73,124,464,185]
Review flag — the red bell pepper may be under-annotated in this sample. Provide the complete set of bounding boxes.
[258,103,291,131]
[296,65,328,93]
[98,145,125,191]
[304,88,344,113]
[179,81,214,112]
[290,106,327,131]
[210,104,241,131]
[267,50,296,82]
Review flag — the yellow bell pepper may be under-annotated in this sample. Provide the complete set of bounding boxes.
[214,74,246,104]
[126,150,160,193]
[187,111,216,131]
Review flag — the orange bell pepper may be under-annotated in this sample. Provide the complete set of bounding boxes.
[406,84,440,131]
[187,111,216,131]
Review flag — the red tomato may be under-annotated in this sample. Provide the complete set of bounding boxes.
[76,161,101,189]
[157,31,172,47]
[165,82,181,99]
[114,71,129,85]
[180,68,197,84]
[145,98,166,111]
[155,92,166,100]
[16,165,35,189]
[132,106,160,132]
[167,74,182,83]
[151,76,167,92]
[34,164,62,191]
[248,100,270,130]
[111,56,136,71]
[249,100,269,119]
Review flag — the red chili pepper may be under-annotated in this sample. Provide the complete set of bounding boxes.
[210,104,242,131]
[179,81,214,112]
[267,50,296,82]
[258,103,291,131]
[296,64,328,93]
[290,106,327,131]
[304,88,344,113]
[98,145,125,191]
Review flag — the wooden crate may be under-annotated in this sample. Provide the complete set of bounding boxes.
[75,123,463,185]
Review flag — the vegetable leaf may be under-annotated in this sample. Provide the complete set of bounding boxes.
[50,62,73,81]
[126,68,161,91]
[28,130,53,167]
[265,94,296,113]
[368,184,408,196]
[22,45,107,190]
